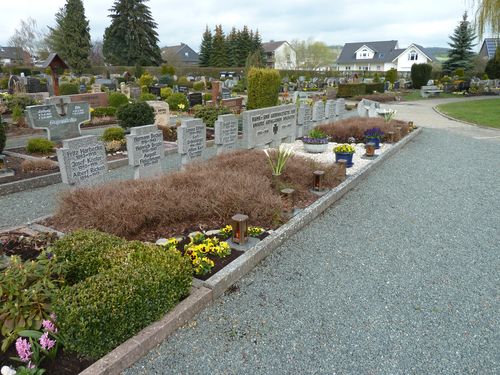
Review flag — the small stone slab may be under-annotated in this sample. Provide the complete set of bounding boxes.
[297,103,313,137]
[146,101,170,127]
[214,114,238,155]
[312,101,325,123]
[56,135,107,186]
[126,125,165,179]
[177,119,206,167]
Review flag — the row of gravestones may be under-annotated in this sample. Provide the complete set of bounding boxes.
[296,99,347,137]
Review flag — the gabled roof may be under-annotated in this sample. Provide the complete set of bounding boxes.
[0,46,26,60]
[481,38,499,59]
[391,43,434,62]
[161,43,199,63]
[262,41,287,53]
[41,53,69,69]
[337,40,398,63]
[355,44,377,54]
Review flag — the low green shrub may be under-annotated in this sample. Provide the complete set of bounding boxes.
[177,76,193,88]
[385,68,398,84]
[92,106,117,118]
[140,92,156,101]
[158,75,175,86]
[138,72,154,88]
[166,93,189,111]
[52,237,192,359]
[203,93,212,102]
[59,83,80,95]
[160,87,173,100]
[101,127,125,143]
[193,81,205,91]
[116,101,155,128]
[26,138,55,154]
[337,84,366,98]
[192,105,232,127]
[6,94,37,111]
[108,92,129,108]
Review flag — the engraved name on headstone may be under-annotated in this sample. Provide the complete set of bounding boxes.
[312,101,325,123]
[146,101,170,127]
[177,118,206,168]
[297,103,313,138]
[126,124,165,179]
[214,114,238,154]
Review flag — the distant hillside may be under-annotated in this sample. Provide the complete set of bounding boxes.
[426,47,450,62]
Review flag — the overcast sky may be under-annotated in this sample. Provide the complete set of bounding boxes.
[0,0,480,50]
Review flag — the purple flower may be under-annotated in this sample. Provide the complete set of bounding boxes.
[42,319,57,333]
[364,127,384,138]
[49,313,57,322]
[15,337,32,362]
[39,332,56,350]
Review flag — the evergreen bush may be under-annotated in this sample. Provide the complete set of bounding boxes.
[246,68,280,109]
[108,92,129,108]
[101,127,125,142]
[116,101,155,128]
[59,83,80,95]
[166,93,189,111]
[411,63,433,89]
[26,138,55,154]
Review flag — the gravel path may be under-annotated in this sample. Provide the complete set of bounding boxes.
[123,124,500,373]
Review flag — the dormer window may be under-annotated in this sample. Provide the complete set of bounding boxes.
[408,50,418,61]
[361,49,368,57]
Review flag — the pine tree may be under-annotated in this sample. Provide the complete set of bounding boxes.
[236,26,252,66]
[103,0,162,66]
[46,0,91,73]
[210,25,227,67]
[442,12,477,74]
[226,27,239,67]
[199,26,213,67]
[252,30,265,62]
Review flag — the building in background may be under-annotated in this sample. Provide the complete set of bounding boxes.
[0,46,32,66]
[479,38,499,60]
[161,43,199,66]
[262,41,297,70]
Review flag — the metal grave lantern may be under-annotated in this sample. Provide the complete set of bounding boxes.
[231,214,249,245]
[313,170,325,192]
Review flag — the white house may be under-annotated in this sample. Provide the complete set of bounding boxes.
[336,40,434,73]
[262,41,297,70]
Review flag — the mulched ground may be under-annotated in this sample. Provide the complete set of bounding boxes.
[0,231,58,261]
[0,155,59,184]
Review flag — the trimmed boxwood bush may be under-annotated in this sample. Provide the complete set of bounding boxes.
[26,138,55,154]
[337,84,366,98]
[92,106,117,118]
[160,87,173,100]
[116,101,155,128]
[192,105,232,127]
[247,67,280,109]
[166,93,189,111]
[59,83,80,95]
[101,127,125,142]
[411,63,433,89]
[139,92,156,101]
[108,92,129,108]
[193,81,205,91]
[365,83,385,94]
[52,231,192,359]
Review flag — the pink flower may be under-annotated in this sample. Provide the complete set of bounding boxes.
[42,319,57,333]
[39,332,56,350]
[15,337,32,362]
[49,313,57,322]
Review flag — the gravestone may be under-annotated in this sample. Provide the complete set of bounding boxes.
[126,125,164,179]
[177,118,206,168]
[312,101,325,123]
[214,114,238,155]
[188,92,203,107]
[334,98,346,117]
[146,101,170,126]
[221,88,231,99]
[91,84,102,93]
[120,82,130,98]
[297,103,313,138]
[242,104,296,149]
[178,86,188,94]
[129,86,141,99]
[26,100,90,141]
[56,135,107,186]
[148,86,161,97]
[324,100,336,119]
[26,77,43,93]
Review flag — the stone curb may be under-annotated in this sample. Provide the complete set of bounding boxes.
[203,128,423,298]
[433,105,500,131]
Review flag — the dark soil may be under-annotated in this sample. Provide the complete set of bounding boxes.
[6,126,44,137]
[0,231,58,261]
[0,344,94,375]
[0,155,59,184]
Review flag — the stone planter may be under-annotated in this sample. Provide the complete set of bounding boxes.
[303,142,328,153]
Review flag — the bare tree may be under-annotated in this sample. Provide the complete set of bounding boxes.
[473,0,500,38]
[90,40,105,66]
[8,17,47,60]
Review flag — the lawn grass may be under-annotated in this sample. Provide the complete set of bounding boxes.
[437,98,500,129]
[400,90,458,101]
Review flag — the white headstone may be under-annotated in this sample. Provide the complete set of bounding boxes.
[56,135,107,185]
[214,114,238,155]
[177,119,206,168]
[146,101,170,127]
[126,125,165,179]
[91,84,102,93]
[312,101,325,123]
[334,98,346,117]
[242,104,296,149]
[297,103,313,138]
[324,100,336,119]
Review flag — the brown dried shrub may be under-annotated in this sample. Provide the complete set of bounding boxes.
[352,93,398,102]
[52,150,339,240]
[21,158,58,173]
[316,117,409,143]
[157,124,177,142]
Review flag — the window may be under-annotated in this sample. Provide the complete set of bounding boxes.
[345,66,351,70]
[408,50,418,61]
[362,66,369,71]
[361,49,368,58]
[185,52,189,57]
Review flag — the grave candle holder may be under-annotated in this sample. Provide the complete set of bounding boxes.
[313,170,325,192]
[280,188,295,215]
[365,142,376,157]
[394,126,402,142]
[231,214,249,245]
[387,131,395,143]
[335,159,347,183]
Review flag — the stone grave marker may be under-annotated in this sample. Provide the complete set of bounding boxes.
[242,104,296,149]
[149,86,161,97]
[221,88,231,99]
[91,84,102,93]
[126,125,164,179]
[129,86,141,99]
[178,86,188,94]
[188,92,203,107]
[325,100,336,119]
[177,118,206,168]
[26,100,90,141]
[146,101,170,126]
[297,103,313,138]
[312,101,325,123]
[56,135,107,186]
[214,114,238,155]
[334,98,346,117]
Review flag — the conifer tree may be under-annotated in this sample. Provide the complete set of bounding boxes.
[46,0,91,73]
[210,25,227,67]
[236,26,252,66]
[103,0,162,66]
[442,12,477,74]
[252,30,265,62]
[199,26,212,67]
[226,27,239,67]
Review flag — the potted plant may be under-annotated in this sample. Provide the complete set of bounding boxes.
[333,144,356,168]
[302,129,329,153]
[364,127,384,149]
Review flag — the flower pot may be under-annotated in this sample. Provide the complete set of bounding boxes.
[335,152,354,168]
[365,137,381,149]
[303,142,328,153]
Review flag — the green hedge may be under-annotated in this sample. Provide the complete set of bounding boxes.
[337,83,385,98]
[411,63,433,89]
[92,106,117,118]
[59,83,80,95]
[51,231,192,359]
[365,83,385,94]
[247,67,281,109]
[116,101,155,128]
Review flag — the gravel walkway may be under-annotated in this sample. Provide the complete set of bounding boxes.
[124,126,500,373]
